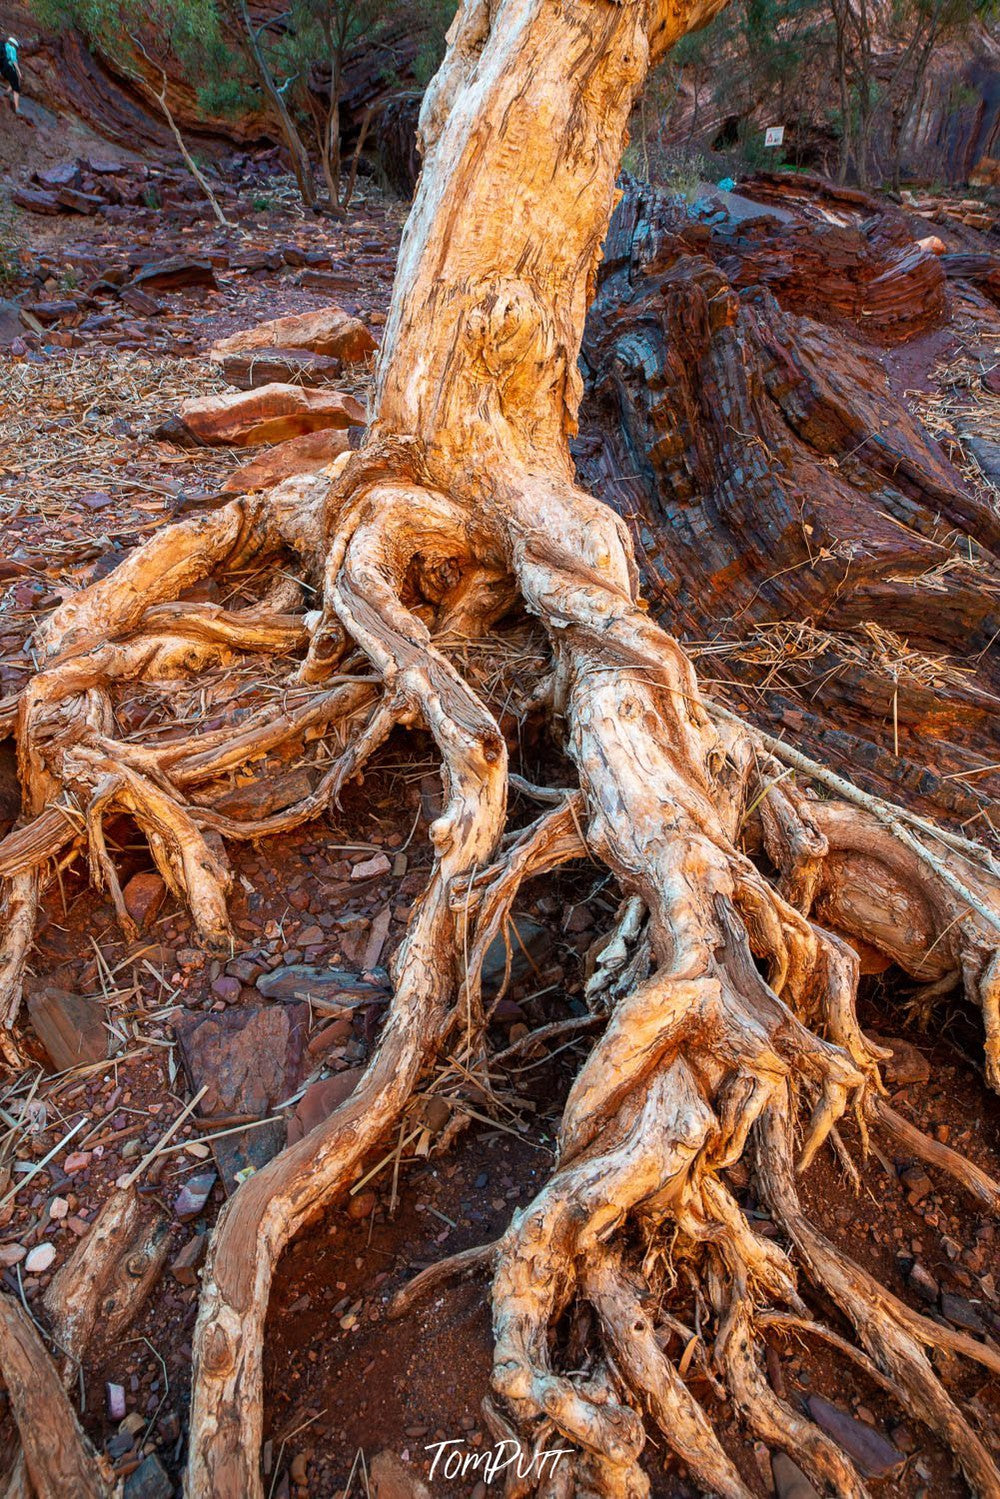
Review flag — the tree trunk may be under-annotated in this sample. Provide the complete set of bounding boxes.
[237,0,317,211]
[3,0,1000,1496]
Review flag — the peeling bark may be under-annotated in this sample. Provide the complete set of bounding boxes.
[1,0,999,1494]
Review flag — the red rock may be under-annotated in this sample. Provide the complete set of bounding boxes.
[34,163,81,189]
[130,257,218,292]
[347,1189,377,1220]
[210,975,241,1003]
[173,1005,306,1118]
[218,428,352,491]
[26,988,105,1072]
[119,286,163,316]
[23,301,79,327]
[873,1036,931,1086]
[307,1017,354,1054]
[287,1069,363,1144]
[63,1151,93,1174]
[170,1233,207,1285]
[211,305,376,364]
[806,1396,904,1477]
[122,871,166,928]
[370,1451,432,1499]
[351,853,391,881]
[257,968,386,1014]
[157,384,366,448]
[11,188,63,215]
[218,347,343,390]
[173,1171,216,1222]
[55,187,104,214]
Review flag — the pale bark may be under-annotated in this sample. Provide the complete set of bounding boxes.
[0,1297,115,1499]
[1,0,999,1494]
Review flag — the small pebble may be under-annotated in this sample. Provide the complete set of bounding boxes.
[24,1243,56,1274]
[173,1171,217,1222]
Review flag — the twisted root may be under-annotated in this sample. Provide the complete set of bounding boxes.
[2,461,1000,1497]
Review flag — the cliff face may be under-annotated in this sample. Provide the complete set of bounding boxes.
[919,36,1000,183]
[2,1,269,154]
[2,0,427,164]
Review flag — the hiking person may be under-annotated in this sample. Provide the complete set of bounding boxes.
[1,37,21,114]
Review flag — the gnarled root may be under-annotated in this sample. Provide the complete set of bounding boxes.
[5,0,1000,1484]
[4,458,1000,1496]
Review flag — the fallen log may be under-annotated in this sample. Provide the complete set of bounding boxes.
[44,1187,171,1360]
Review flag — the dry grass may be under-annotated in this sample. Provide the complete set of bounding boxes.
[0,351,236,527]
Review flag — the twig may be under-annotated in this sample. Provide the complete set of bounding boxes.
[118,1085,208,1189]
[0,1116,87,1212]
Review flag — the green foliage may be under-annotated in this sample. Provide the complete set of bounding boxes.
[641,0,999,189]
[199,74,258,119]
[256,0,454,205]
[640,0,829,185]
[411,0,456,86]
[624,139,712,196]
[30,0,242,110]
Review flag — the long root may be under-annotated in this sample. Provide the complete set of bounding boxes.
[2,457,1000,1499]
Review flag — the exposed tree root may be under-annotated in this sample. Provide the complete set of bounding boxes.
[3,0,1000,1493]
[4,439,997,1495]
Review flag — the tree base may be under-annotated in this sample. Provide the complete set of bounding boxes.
[1,436,999,1495]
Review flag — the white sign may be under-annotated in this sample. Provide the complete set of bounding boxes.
[764,126,785,148]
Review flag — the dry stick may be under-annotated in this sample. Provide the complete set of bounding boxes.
[725,697,999,878]
[387,1239,498,1319]
[349,1127,423,1196]
[0,1116,87,1213]
[874,1098,1000,1211]
[118,1084,208,1189]
[712,702,1000,927]
[491,1014,601,1066]
[153,1114,283,1157]
[154,70,231,229]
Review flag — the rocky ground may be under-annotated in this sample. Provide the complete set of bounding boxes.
[1,143,1000,1499]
